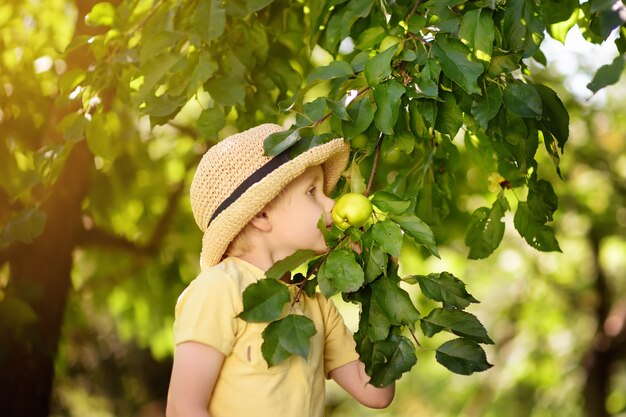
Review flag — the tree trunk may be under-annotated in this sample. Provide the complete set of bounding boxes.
[0,1,105,414]
[582,230,613,417]
[0,140,92,416]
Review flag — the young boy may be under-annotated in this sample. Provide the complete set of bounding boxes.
[166,124,394,417]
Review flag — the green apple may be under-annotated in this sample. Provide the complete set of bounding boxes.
[350,133,369,149]
[379,35,404,56]
[331,193,374,230]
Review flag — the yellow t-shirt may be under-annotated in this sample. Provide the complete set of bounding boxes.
[174,257,359,417]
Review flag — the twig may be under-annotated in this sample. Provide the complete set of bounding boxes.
[313,87,371,127]
[406,0,423,24]
[128,0,166,35]
[408,327,422,349]
[364,132,384,197]
[291,236,347,305]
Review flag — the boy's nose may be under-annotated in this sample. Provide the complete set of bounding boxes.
[325,195,335,213]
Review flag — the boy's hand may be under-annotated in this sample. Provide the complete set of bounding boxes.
[329,360,395,409]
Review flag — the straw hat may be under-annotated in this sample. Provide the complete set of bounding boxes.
[190,123,350,270]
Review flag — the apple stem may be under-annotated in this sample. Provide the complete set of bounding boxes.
[364,132,384,197]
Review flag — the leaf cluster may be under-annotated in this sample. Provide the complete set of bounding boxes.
[239,191,492,383]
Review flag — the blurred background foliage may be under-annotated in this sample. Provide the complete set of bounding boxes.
[1,0,625,416]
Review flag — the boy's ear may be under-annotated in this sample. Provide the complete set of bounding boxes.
[249,211,272,232]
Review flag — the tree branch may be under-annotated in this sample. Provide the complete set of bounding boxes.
[78,148,204,257]
[406,0,423,24]
[364,132,384,197]
[78,226,155,257]
[582,228,615,417]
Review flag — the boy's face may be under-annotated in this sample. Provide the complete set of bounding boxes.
[265,165,335,258]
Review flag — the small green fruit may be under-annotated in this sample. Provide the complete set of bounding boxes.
[351,133,369,149]
[332,193,374,230]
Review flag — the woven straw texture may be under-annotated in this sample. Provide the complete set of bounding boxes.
[190,123,350,270]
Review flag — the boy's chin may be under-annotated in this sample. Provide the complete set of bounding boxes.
[309,243,329,255]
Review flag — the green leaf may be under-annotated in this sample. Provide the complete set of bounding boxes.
[194,0,226,43]
[85,2,115,27]
[514,202,562,252]
[472,83,502,130]
[502,0,545,57]
[370,275,420,328]
[496,114,538,175]
[459,9,495,64]
[238,280,290,323]
[355,27,387,51]
[487,53,521,77]
[587,55,625,94]
[435,92,463,137]
[327,99,351,121]
[261,314,317,366]
[543,0,579,23]
[373,79,406,135]
[371,191,411,215]
[465,194,509,259]
[263,128,300,156]
[596,6,626,39]
[368,294,392,341]
[357,286,392,341]
[0,208,47,246]
[197,108,225,140]
[503,83,542,117]
[317,249,365,297]
[137,53,182,100]
[535,84,569,152]
[297,97,327,126]
[414,271,479,310]
[205,74,246,106]
[435,338,493,375]
[390,214,440,258]
[414,99,438,128]
[323,0,373,53]
[371,220,403,257]
[349,158,366,194]
[143,93,187,119]
[464,131,496,172]
[364,45,397,86]
[58,69,86,96]
[246,0,274,13]
[342,95,376,139]
[318,217,341,247]
[85,112,121,160]
[307,60,354,83]
[139,31,183,65]
[591,0,618,12]
[0,294,39,330]
[432,35,483,95]
[421,308,493,344]
[364,243,387,284]
[408,15,427,33]
[357,330,417,387]
[414,59,441,98]
[58,112,87,142]
[527,179,558,223]
[265,249,318,280]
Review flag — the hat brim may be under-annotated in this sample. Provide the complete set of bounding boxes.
[199,138,350,270]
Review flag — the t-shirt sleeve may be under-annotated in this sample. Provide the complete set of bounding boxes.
[320,295,360,377]
[173,271,239,356]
